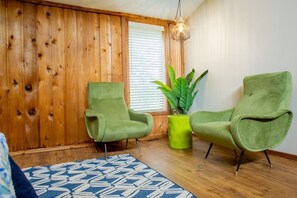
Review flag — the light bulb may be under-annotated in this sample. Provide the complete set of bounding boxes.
[178,25,183,32]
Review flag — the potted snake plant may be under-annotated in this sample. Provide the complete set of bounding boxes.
[153,64,208,149]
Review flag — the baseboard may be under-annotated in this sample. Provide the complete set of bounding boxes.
[10,137,163,156]
[10,143,95,156]
[268,150,297,161]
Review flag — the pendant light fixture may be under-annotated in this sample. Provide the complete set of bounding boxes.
[171,0,190,41]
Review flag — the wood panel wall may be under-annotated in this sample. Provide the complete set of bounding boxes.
[0,0,184,151]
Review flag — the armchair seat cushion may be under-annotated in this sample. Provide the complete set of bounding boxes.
[192,122,239,150]
[102,121,149,142]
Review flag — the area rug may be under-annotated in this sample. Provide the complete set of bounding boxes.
[23,154,195,198]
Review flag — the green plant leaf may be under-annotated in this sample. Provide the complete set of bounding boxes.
[158,87,178,111]
[189,70,208,94]
[152,80,171,91]
[193,90,199,100]
[178,87,194,114]
[167,64,176,87]
[185,89,194,112]
[175,78,189,113]
[172,78,185,99]
[185,69,195,85]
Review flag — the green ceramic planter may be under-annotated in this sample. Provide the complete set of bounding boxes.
[168,115,192,149]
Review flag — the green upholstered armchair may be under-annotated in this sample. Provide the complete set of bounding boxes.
[84,82,153,158]
[190,71,293,174]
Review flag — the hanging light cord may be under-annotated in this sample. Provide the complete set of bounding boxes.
[174,0,181,20]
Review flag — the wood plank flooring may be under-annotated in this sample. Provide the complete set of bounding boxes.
[12,136,297,198]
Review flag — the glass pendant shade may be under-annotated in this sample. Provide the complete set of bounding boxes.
[171,17,190,41]
[171,0,190,41]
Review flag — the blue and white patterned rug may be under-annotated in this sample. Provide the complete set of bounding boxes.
[23,154,195,198]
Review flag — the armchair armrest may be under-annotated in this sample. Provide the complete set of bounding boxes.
[190,108,234,125]
[230,109,293,152]
[128,109,153,136]
[84,109,106,142]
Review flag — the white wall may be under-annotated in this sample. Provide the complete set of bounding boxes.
[185,0,297,155]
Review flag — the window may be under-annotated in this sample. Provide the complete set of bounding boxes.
[129,22,166,112]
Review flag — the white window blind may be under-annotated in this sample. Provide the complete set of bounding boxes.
[129,22,166,112]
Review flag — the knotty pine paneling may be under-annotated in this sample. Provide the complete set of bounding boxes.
[111,16,123,82]
[64,9,78,145]
[37,5,53,148]
[0,0,8,137]
[23,3,39,149]
[51,7,65,146]
[76,11,90,143]
[88,12,101,82]
[0,0,184,151]
[7,0,26,151]
[100,14,112,82]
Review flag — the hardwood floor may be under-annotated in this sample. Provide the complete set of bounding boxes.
[12,136,297,198]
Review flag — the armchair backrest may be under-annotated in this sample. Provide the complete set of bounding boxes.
[232,71,292,118]
[87,82,130,122]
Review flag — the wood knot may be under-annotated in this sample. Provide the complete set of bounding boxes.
[58,28,61,31]
[45,42,49,47]
[25,84,32,92]
[38,53,42,58]
[31,38,36,42]
[54,71,58,76]
[17,110,22,116]
[13,79,18,86]
[49,112,53,118]
[46,12,51,17]
[51,39,56,44]
[10,35,14,39]
[46,66,52,72]
[28,108,36,116]
[17,10,22,15]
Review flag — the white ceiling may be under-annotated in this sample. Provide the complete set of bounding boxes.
[46,0,204,20]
